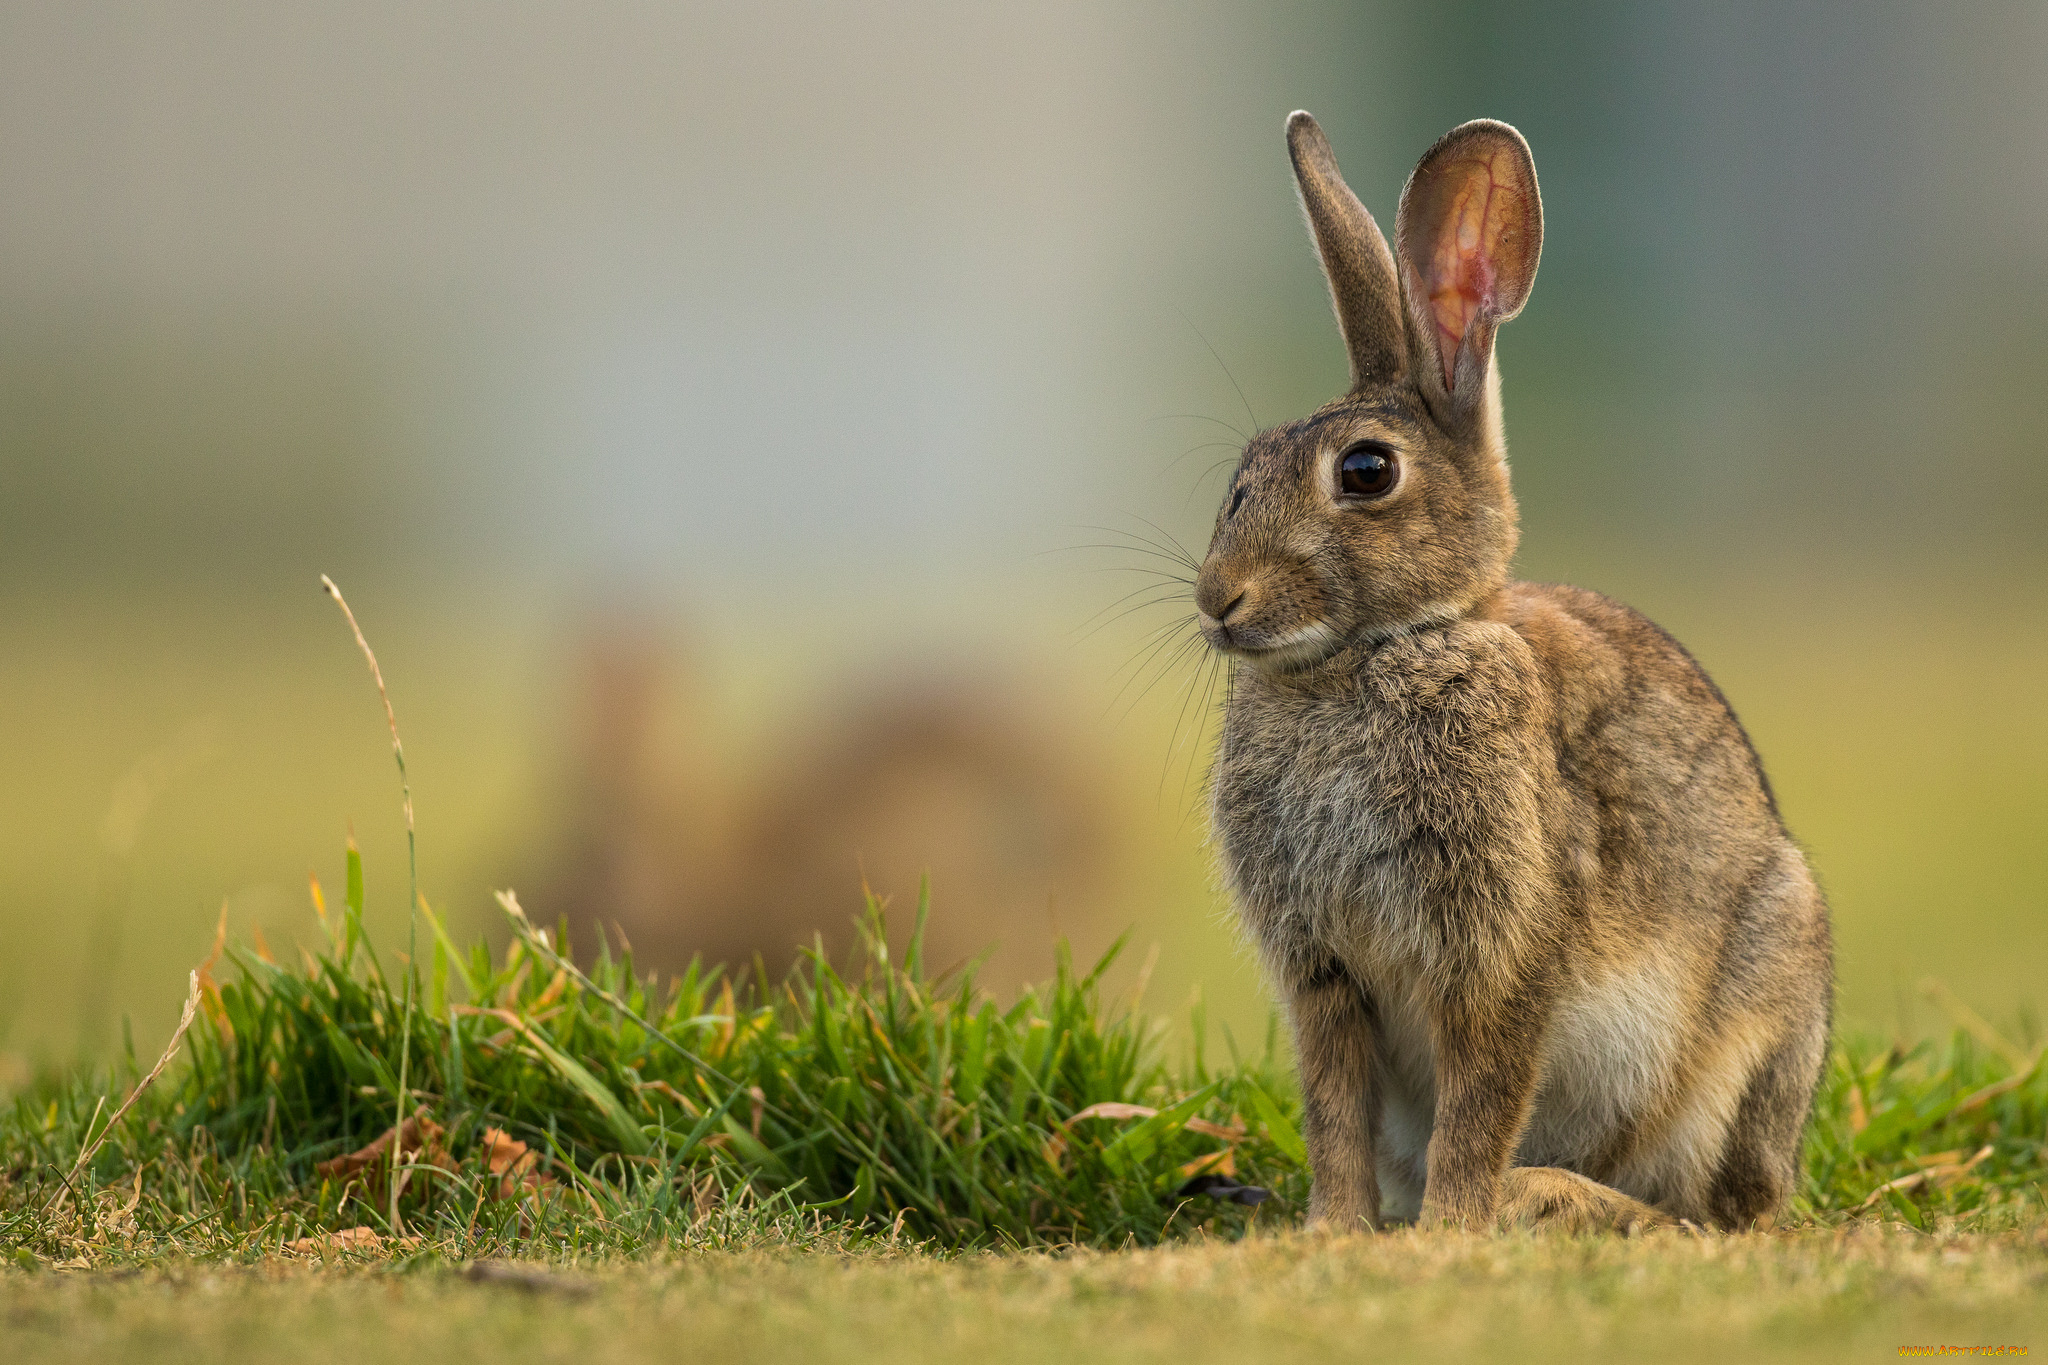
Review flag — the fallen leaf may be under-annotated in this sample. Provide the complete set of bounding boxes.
[479,1127,556,1200]
[1177,1149,1237,1180]
[1068,1102,1156,1123]
[1184,1117,1247,1142]
[1067,1104,1244,1143]
[283,1226,420,1256]
[1910,1149,1966,1169]
[196,902,233,1039]
[1855,1144,1995,1210]
[315,1115,455,1187]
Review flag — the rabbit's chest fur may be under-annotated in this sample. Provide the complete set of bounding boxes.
[1212,615,1561,986]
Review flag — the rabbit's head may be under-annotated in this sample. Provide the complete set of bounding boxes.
[1195,114,1541,674]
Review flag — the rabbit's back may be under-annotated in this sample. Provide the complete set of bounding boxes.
[1508,581,1803,940]
[1504,583,1829,1210]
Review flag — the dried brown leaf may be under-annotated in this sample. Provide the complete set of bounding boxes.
[1184,1117,1248,1143]
[1176,1149,1237,1180]
[1910,1149,1967,1169]
[531,968,569,1011]
[1856,1144,1995,1210]
[479,1126,556,1200]
[1954,1053,2046,1115]
[283,1226,420,1256]
[1041,1132,1068,1169]
[197,902,233,1038]
[1066,1103,1243,1144]
[313,1115,456,1205]
[1067,1102,1156,1123]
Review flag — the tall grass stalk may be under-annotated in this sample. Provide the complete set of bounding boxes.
[318,575,420,1236]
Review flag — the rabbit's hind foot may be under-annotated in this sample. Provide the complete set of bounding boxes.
[1497,1166,1672,1235]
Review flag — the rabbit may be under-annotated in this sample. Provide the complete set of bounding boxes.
[1195,113,1833,1232]
[536,619,1112,985]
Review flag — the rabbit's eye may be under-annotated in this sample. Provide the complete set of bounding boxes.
[1228,484,1248,517]
[1339,444,1398,499]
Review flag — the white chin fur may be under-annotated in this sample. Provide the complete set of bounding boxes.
[1236,620,1342,674]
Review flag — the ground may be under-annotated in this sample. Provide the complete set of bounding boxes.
[4,1225,2042,1364]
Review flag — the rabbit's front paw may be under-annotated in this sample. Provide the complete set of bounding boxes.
[1306,1182,1382,1234]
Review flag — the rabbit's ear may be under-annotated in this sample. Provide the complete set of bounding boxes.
[1395,120,1541,425]
[1288,112,1407,389]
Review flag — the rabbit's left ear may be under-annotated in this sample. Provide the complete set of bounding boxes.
[1395,120,1541,425]
[1288,112,1407,389]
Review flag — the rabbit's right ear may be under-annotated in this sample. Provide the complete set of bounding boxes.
[1394,120,1541,429]
[1288,112,1407,389]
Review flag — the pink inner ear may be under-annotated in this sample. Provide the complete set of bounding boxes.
[1423,150,1518,392]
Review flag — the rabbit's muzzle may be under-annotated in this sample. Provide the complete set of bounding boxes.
[1195,555,1340,674]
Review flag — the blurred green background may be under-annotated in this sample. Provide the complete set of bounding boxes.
[3,1,2043,1073]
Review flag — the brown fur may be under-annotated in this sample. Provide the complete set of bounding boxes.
[535,625,1112,980]
[1195,114,1831,1232]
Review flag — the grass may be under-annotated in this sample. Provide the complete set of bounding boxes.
[0,839,2044,1269]
[2,1222,2045,1365]
[1,847,1311,1260]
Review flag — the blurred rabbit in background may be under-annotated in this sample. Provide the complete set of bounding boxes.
[535,617,1115,986]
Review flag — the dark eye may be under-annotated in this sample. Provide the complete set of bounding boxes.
[1339,444,1398,499]
[1228,483,1247,517]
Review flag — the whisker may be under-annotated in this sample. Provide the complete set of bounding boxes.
[1073,586,1198,642]
[1105,614,1200,687]
[1170,652,1226,823]
[1149,412,1252,444]
[1078,566,1195,586]
[1080,577,1195,619]
[1052,540,1202,573]
[1124,515,1205,572]
[1081,583,1194,627]
[1096,530,1203,575]
[1118,629,1209,724]
[1175,307,1261,433]
[1183,464,1239,514]
[1160,641,1218,806]
[1058,524,1203,572]
[1164,439,1247,474]
[1105,618,1201,718]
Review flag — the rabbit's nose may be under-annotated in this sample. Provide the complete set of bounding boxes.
[1196,570,1247,624]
